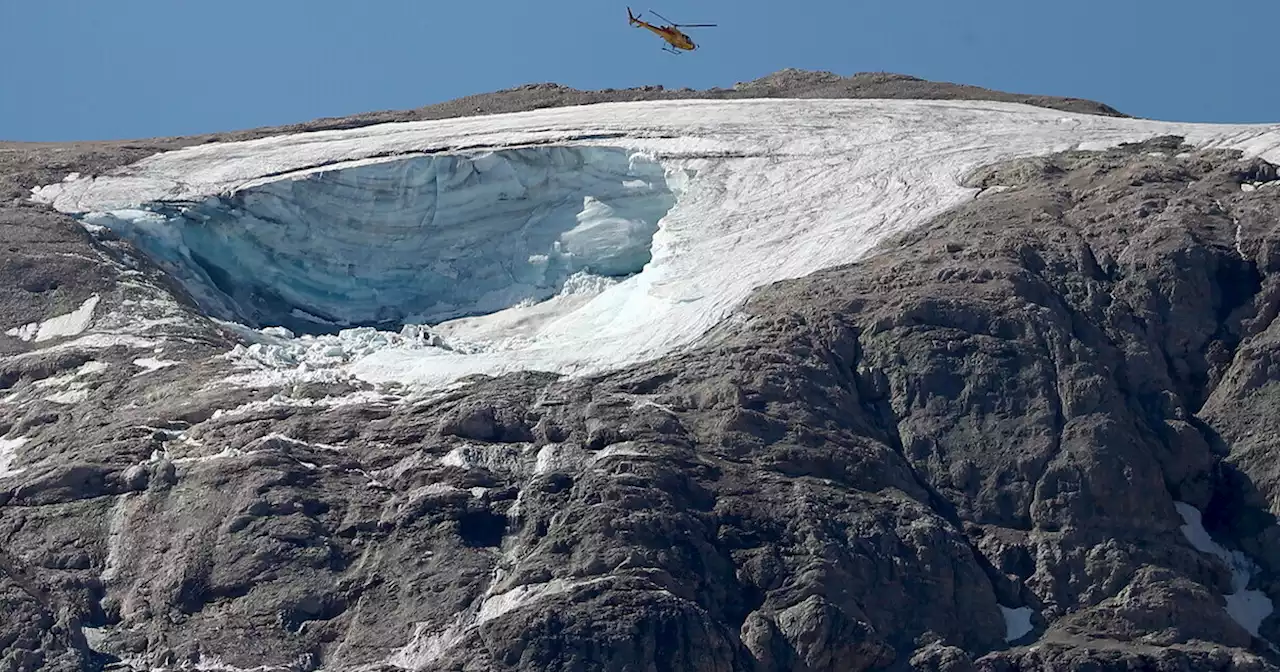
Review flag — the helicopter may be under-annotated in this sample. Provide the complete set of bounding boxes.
[627,7,716,54]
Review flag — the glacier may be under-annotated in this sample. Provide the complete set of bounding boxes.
[31,98,1280,390]
[80,147,682,334]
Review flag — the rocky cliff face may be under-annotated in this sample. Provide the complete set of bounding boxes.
[3,72,1280,672]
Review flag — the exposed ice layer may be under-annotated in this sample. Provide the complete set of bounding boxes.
[32,99,1280,390]
[1175,501,1274,637]
[81,147,681,333]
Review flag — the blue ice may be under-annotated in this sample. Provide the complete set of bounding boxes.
[82,146,680,334]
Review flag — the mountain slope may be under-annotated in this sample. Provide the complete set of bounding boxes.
[2,71,1280,672]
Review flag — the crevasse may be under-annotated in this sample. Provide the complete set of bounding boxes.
[84,146,684,334]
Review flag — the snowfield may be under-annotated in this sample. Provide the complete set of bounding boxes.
[30,98,1280,390]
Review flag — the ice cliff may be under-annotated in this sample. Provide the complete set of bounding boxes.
[81,147,682,335]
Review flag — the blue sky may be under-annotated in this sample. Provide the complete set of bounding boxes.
[3,0,1276,141]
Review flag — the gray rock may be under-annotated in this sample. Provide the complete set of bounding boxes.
[911,642,977,672]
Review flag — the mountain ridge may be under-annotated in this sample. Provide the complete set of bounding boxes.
[1,68,1127,149]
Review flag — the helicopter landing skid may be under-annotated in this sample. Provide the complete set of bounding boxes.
[661,46,683,54]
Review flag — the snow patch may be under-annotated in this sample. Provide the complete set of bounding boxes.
[976,184,1013,198]
[387,572,610,668]
[1000,605,1035,642]
[248,432,345,453]
[441,443,528,475]
[5,294,99,342]
[1233,208,1247,259]
[387,619,468,670]
[34,360,109,386]
[33,360,108,405]
[44,388,89,404]
[476,577,610,625]
[170,445,259,465]
[533,444,559,475]
[593,442,650,462]
[30,333,158,354]
[1174,501,1274,637]
[436,441,635,482]
[0,436,30,478]
[101,495,131,582]
[133,357,180,374]
[81,625,107,651]
[159,431,345,469]
[192,655,282,672]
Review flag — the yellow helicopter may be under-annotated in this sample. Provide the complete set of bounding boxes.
[627,7,717,54]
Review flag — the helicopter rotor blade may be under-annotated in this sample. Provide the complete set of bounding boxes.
[648,9,715,28]
[648,9,676,24]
